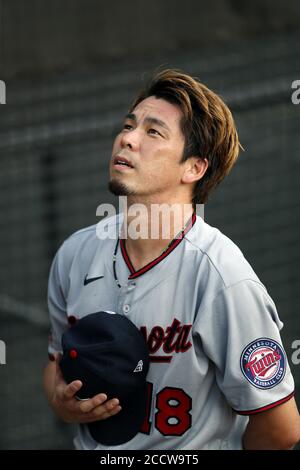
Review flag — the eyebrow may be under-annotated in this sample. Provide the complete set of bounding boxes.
[125,113,171,133]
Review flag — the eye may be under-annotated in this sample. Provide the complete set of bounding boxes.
[123,123,133,131]
[148,128,161,136]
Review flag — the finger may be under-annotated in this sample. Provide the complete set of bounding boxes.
[81,404,122,423]
[83,404,122,423]
[63,380,83,400]
[104,398,120,411]
[90,398,120,418]
[100,405,122,421]
[79,394,108,413]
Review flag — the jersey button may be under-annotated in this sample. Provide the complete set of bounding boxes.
[127,282,136,291]
[123,304,130,314]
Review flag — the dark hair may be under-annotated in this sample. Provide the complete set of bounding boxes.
[129,69,241,205]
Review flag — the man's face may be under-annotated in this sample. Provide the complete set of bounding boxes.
[109,96,186,201]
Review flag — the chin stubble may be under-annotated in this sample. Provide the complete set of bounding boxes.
[108,180,134,196]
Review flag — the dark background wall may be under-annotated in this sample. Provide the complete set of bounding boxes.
[1,0,300,79]
[0,0,300,450]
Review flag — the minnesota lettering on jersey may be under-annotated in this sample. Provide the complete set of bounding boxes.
[140,318,192,363]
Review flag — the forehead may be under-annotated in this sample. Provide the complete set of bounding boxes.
[132,96,183,130]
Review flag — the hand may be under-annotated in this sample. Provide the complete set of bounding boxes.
[51,354,122,424]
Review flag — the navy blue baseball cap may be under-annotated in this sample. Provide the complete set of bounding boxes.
[60,311,150,445]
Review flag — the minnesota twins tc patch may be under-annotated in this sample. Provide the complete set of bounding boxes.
[240,338,286,389]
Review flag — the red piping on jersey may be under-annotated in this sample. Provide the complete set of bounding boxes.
[234,390,295,415]
[120,212,196,279]
[120,237,135,275]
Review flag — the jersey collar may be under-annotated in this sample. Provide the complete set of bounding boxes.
[119,212,196,279]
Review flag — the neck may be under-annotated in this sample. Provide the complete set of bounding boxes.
[120,198,194,270]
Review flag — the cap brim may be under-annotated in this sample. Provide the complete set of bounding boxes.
[87,381,148,446]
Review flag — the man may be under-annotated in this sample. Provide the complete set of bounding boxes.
[43,69,300,450]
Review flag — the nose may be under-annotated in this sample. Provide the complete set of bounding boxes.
[120,128,139,151]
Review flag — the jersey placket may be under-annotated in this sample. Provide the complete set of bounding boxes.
[115,246,137,317]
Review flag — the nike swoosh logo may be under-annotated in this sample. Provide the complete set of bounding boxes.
[84,274,104,286]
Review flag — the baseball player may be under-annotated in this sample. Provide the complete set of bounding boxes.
[43,69,300,450]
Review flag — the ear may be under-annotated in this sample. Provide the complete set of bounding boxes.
[181,157,208,184]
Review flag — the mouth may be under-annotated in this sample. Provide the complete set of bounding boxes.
[113,155,134,169]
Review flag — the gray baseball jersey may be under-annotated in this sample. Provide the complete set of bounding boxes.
[48,213,295,450]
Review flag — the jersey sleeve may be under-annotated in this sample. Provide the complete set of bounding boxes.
[195,279,295,415]
[47,244,69,356]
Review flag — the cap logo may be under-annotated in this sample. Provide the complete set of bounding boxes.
[133,360,143,372]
